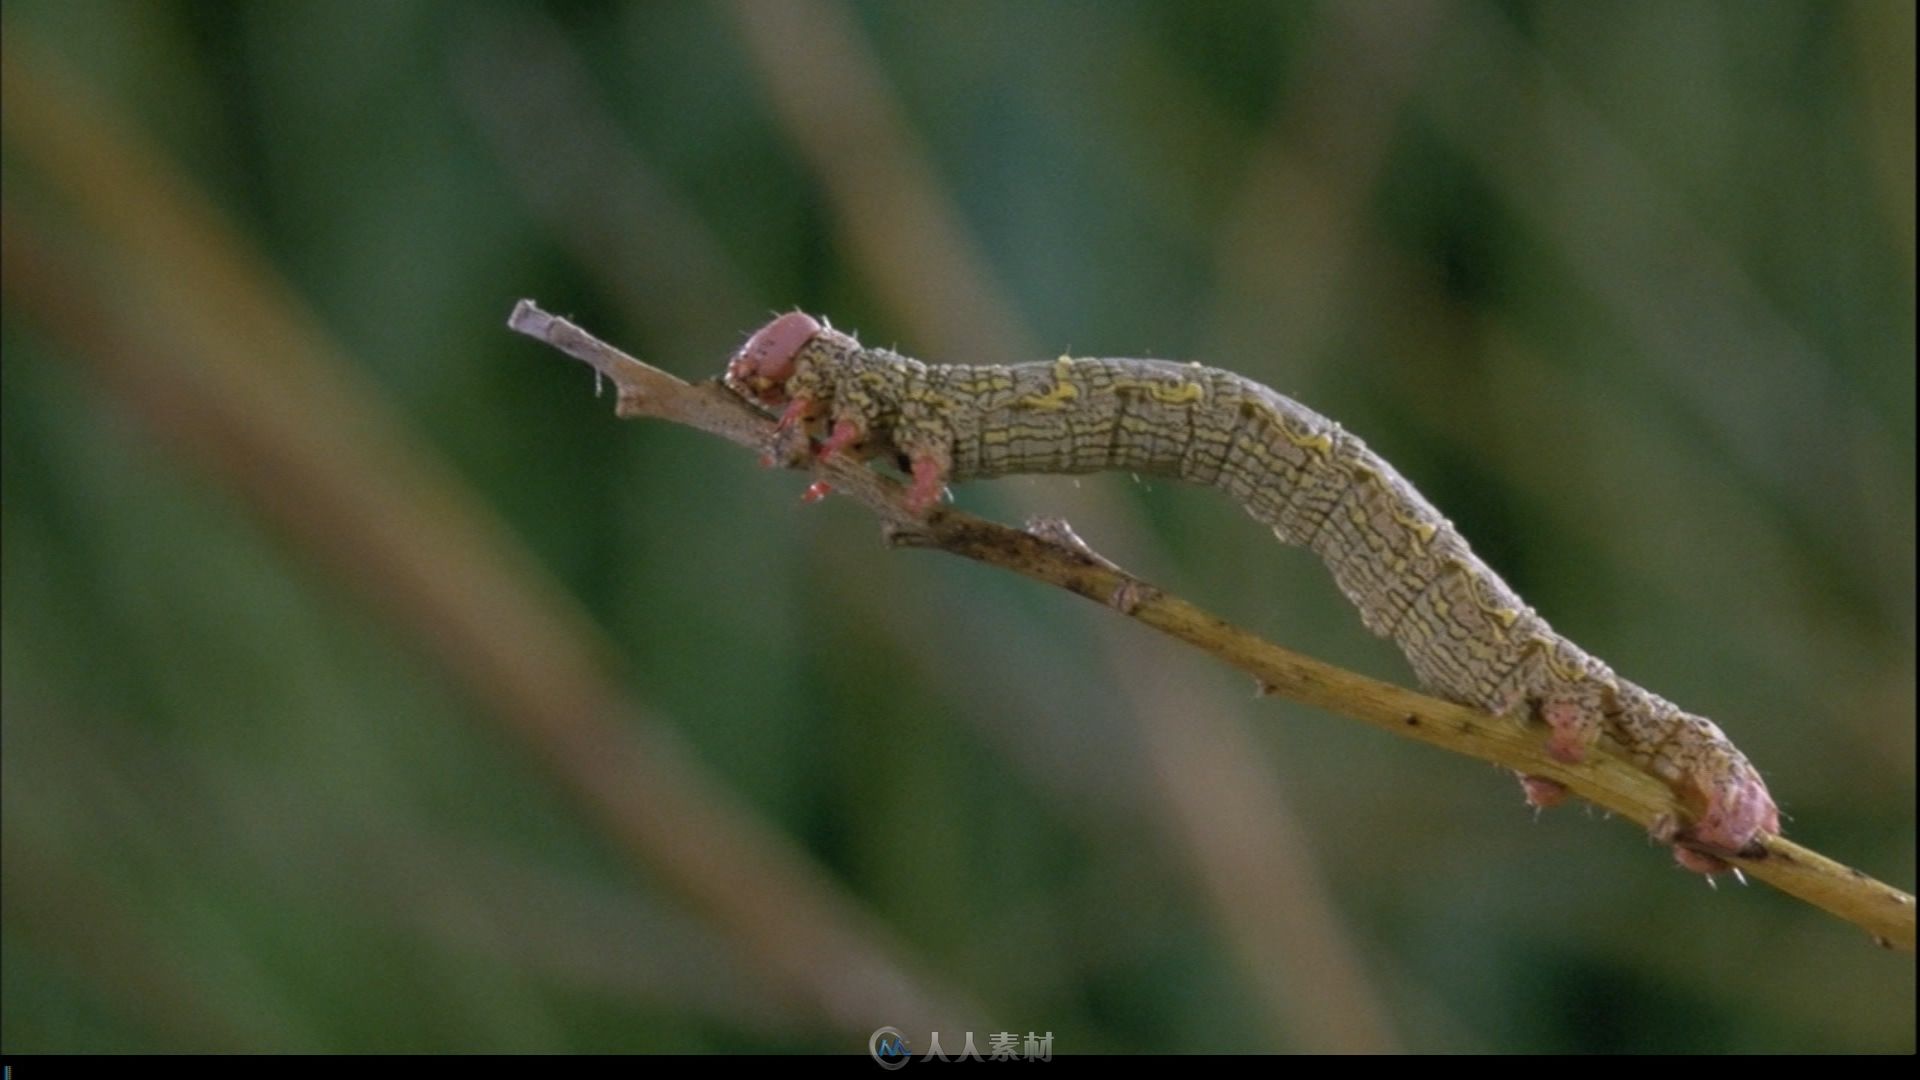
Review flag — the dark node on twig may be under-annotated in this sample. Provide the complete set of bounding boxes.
[881,521,938,549]
[1253,680,1280,697]
[1403,714,1420,726]
[1109,579,1159,615]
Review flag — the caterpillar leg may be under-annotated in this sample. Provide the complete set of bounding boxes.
[1486,691,1575,811]
[1650,758,1779,875]
[1671,846,1734,875]
[1540,691,1605,764]
[1511,688,1604,816]
[815,418,866,463]
[796,419,872,503]
[903,452,951,516]
[1653,813,1742,876]
[800,444,948,514]
[1518,774,1569,809]
[761,395,825,468]
[775,395,819,432]
[1686,758,1780,856]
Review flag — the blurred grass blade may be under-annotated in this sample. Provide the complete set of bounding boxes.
[1,24,981,1041]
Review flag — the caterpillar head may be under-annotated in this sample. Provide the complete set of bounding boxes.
[726,311,821,406]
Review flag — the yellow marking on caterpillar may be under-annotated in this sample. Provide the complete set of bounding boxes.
[1393,512,1437,548]
[899,382,954,409]
[1016,357,1082,411]
[1449,559,1517,642]
[1113,377,1206,405]
[1353,467,1436,550]
[1541,639,1588,682]
[1001,422,1084,444]
[1283,424,1333,457]
[1245,400,1333,457]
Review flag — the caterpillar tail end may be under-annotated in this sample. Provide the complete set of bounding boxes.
[1658,758,1781,877]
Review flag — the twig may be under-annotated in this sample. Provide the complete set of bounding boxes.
[509,299,1918,953]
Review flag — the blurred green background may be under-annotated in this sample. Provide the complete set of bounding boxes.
[2,0,1913,1054]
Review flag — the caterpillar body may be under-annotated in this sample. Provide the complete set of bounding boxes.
[726,311,1781,873]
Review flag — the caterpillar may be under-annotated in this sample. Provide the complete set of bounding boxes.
[725,311,1781,874]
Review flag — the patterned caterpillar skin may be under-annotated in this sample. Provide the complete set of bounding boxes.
[727,312,1780,873]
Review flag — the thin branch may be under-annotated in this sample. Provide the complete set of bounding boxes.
[511,299,1919,953]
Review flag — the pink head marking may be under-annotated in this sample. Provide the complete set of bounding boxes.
[727,311,821,405]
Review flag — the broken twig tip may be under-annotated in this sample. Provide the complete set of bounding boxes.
[507,298,552,336]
